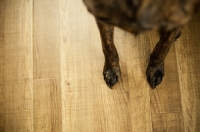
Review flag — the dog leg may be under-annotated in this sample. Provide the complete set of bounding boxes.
[146,26,182,88]
[96,20,121,88]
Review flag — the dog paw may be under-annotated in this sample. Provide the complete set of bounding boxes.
[103,67,121,88]
[146,62,164,88]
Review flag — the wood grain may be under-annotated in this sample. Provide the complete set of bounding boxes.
[0,0,200,132]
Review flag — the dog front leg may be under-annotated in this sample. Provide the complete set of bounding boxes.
[96,20,121,88]
[146,26,183,88]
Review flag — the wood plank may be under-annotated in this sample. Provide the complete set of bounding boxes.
[33,79,62,132]
[176,11,200,132]
[60,0,134,131]
[0,0,33,131]
[151,113,183,132]
[33,0,60,79]
[33,0,62,131]
[0,1,5,130]
[149,32,184,131]
[120,31,153,131]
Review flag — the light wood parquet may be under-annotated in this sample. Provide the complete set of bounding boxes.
[0,0,200,131]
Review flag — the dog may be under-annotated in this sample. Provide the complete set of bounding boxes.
[83,0,199,88]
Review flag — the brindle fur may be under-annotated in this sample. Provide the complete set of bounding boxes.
[83,0,200,88]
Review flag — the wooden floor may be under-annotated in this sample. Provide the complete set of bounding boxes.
[0,0,200,132]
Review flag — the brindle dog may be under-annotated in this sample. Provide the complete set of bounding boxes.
[83,0,199,88]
